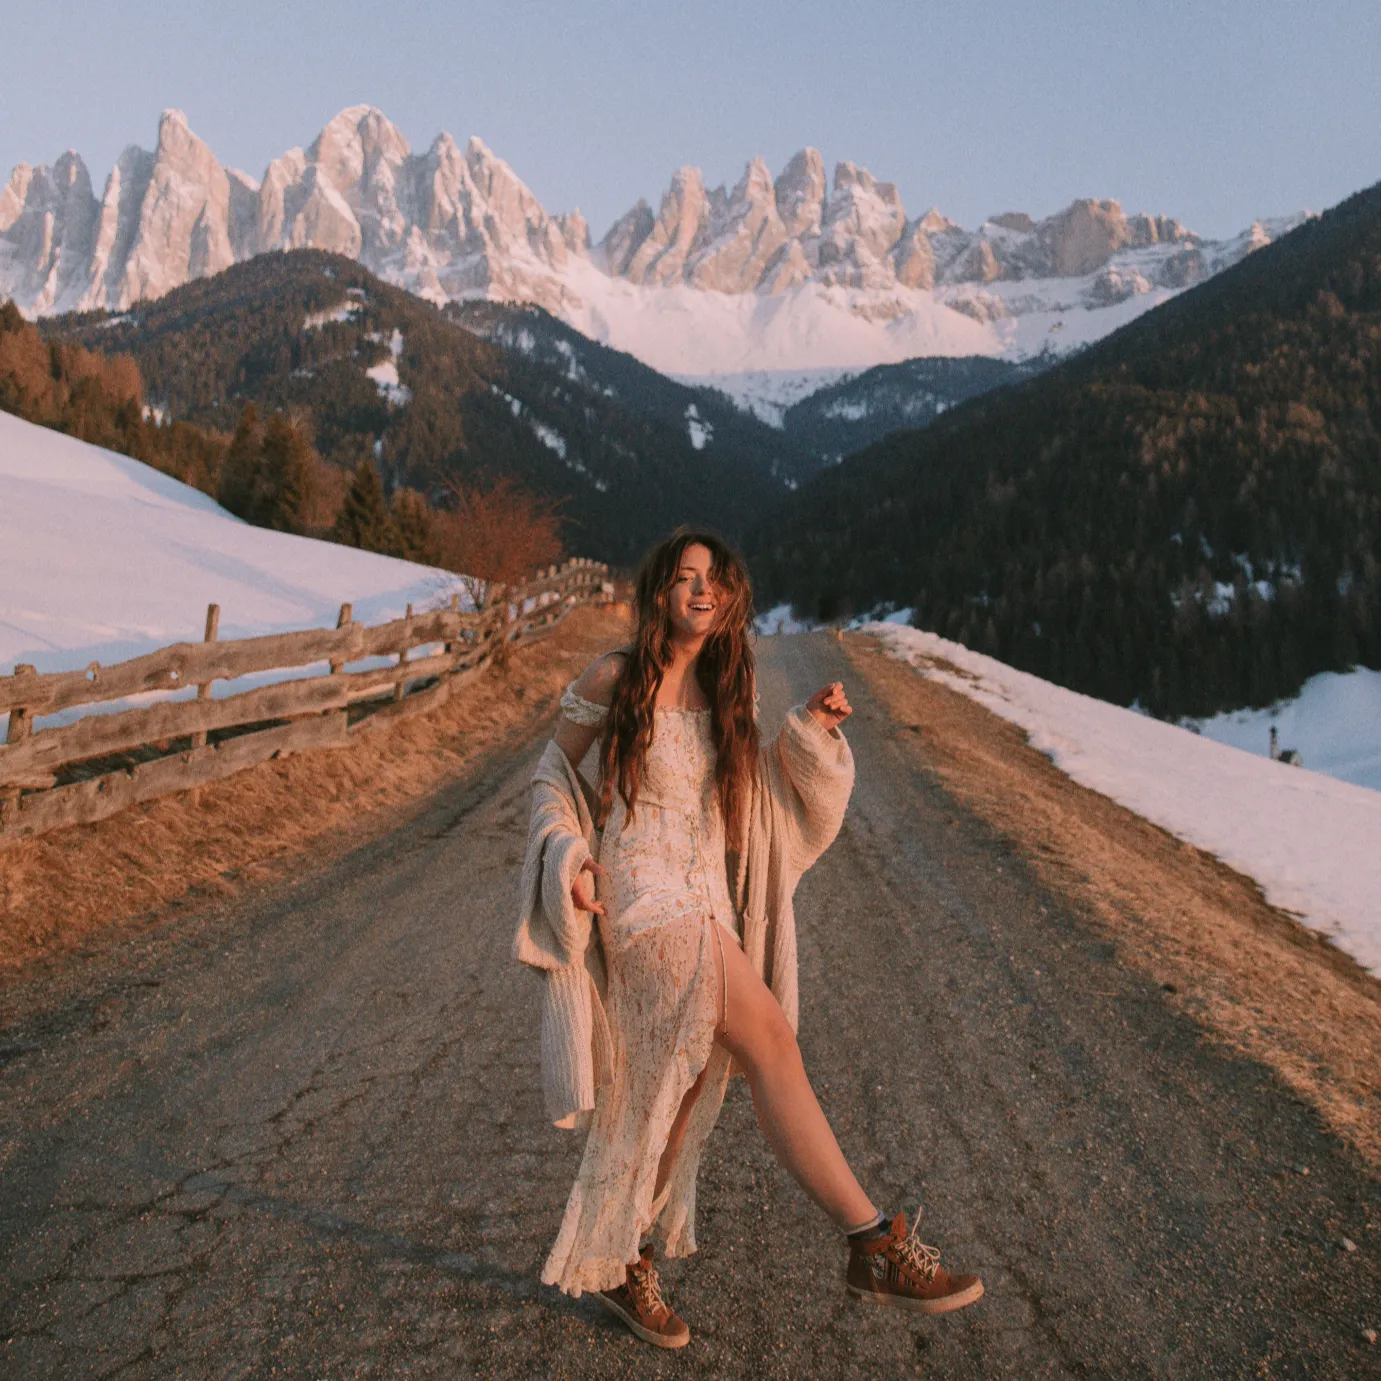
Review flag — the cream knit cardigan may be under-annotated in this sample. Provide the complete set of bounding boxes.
[514,704,854,1130]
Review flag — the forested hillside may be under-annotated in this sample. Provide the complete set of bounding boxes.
[748,182,1381,719]
[779,355,1045,462]
[451,300,1040,476]
[0,300,227,490]
[449,301,815,486]
[40,251,789,564]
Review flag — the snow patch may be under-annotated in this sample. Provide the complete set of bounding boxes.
[551,337,588,383]
[531,420,567,459]
[561,258,996,379]
[365,359,410,405]
[364,329,409,404]
[870,622,1381,976]
[685,404,713,450]
[754,603,813,636]
[491,386,606,492]
[303,301,361,330]
[821,398,870,421]
[676,367,860,425]
[755,602,912,636]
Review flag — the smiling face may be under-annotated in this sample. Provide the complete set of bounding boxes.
[666,542,721,642]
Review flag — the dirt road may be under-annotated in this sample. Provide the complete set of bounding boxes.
[1,633,1377,1378]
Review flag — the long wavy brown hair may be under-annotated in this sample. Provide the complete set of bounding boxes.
[599,528,760,844]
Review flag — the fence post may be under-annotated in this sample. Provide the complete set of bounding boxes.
[330,604,353,676]
[445,593,461,662]
[484,582,511,671]
[1,664,35,827]
[190,604,220,751]
[188,604,220,807]
[395,603,413,702]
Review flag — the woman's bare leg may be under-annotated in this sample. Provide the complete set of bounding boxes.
[709,930,877,1229]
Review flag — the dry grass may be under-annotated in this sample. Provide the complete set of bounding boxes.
[845,632,1381,1168]
[0,604,631,980]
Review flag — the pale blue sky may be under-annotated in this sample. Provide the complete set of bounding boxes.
[4,0,1378,240]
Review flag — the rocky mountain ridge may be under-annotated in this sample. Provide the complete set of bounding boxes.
[2,106,1305,378]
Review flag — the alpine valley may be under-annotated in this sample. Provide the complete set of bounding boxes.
[2,105,1306,402]
[8,103,1371,730]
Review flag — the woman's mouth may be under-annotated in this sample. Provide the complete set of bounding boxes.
[690,602,715,614]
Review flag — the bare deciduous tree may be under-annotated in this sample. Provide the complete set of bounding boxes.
[433,476,565,603]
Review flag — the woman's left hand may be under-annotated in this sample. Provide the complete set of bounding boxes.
[806,681,852,731]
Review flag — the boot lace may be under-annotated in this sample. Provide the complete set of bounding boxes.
[627,1258,668,1318]
[892,1209,941,1283]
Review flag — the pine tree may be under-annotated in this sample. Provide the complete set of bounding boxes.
[256,412,316,534]
[217,404,263,520]
[390,487,439,564]
[333,459,397,554]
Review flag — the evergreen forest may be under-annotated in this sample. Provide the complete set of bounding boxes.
[0,299,228,493]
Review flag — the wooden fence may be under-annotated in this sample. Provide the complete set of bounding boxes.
[0,559,611,846]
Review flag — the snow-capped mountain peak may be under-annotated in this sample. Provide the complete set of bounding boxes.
[1,106,1309,385]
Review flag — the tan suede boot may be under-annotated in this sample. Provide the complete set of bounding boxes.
[846,1211,984,1315]
[596,1248,691,1348]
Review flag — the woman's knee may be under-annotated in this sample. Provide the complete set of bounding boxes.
[746,1002,802,1077]
[715,940,801,1073]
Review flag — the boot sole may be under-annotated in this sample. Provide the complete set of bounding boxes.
[595,1291,691,1349]
[846,1278,985,1315]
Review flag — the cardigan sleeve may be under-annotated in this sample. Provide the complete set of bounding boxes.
[514,773,593,972]
[513,740,613,1128]
[770,705,855,875]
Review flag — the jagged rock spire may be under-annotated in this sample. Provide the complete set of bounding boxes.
[0,105,1293,373]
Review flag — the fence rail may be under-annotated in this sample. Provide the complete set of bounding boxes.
[0,559,611,845]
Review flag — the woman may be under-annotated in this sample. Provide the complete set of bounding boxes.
[515,529,982,1349]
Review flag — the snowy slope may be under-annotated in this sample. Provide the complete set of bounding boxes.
[867,622,1381,977]
[554,258,999,377]
[672,368,860,426]
[1187,668,1381,794]
[0,412,470,710]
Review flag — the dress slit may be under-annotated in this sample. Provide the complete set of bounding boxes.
[710,915,728,1038]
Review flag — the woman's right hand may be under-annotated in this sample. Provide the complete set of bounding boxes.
[572,856,605,915]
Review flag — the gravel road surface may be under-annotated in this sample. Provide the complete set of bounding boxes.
[1,632,1377,1378]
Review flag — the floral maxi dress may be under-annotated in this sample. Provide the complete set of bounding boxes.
[541,684,741,1297]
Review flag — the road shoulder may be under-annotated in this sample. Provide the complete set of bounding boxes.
[843,630,1381,1170]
